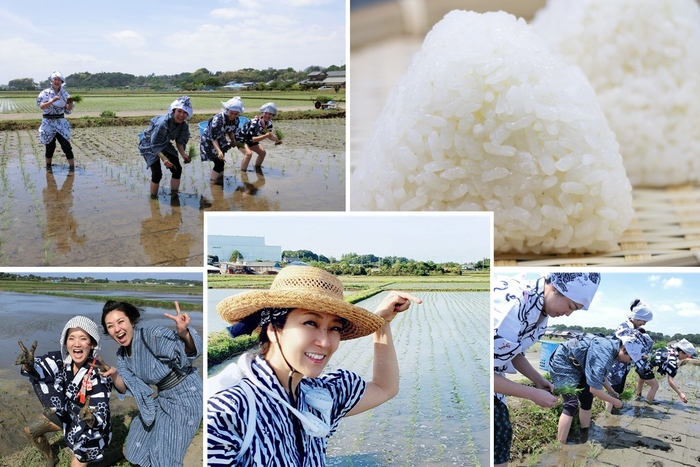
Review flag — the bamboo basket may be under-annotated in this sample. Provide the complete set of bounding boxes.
[350,0,700,267]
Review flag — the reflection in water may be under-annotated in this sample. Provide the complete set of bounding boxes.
[43,171,86,252]
[231,168,279,210]
[140,194,194,265]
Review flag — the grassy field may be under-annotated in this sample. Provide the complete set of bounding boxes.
[207,272,490,291]
[0,90,345,115]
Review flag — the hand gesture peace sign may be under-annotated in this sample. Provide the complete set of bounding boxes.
[164,301,191,338]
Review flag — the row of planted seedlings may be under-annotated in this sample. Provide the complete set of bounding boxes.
[326,291,489,466]
[0,131,13,264]
[0,97,37,113]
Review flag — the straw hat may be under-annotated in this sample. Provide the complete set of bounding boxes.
[217,266,385,340]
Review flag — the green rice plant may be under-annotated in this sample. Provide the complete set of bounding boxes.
[553,385,583,397]
[619,389,634,401]
[67,94,83,104]
[274,128,285,141]
[100,110,116,118]
[587,441,602,459]
[188,145,197,159]
[527,449,542,467]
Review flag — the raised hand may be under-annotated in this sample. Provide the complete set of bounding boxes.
[164,301,191,337]
[89,356,111,374]
[16,340,38,374]
[373,291,422,323]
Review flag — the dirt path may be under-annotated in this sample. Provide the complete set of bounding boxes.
[524,361,700,467]
[0,104,344,121]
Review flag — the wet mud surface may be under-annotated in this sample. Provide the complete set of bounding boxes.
[0,293,204,465]
[0,118,345,266]
[530,363,700,467]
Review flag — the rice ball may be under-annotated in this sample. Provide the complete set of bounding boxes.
[351,10,634,255]
[531,0,700,187]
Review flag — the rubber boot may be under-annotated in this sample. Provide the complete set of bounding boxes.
[579,427,589,444]
[24,413,61,467]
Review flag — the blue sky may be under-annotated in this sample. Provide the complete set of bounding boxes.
[0,0,345,85]
[498,271,700,338]
[206,212,493,263]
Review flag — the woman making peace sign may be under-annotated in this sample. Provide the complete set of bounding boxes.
[101,300,202,467]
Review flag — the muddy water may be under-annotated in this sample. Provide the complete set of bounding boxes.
[0,292,203,460]
[0,118,345,267]
[528,364,700,467]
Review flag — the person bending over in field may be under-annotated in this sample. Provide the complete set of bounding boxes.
[37,71,75,172]
[237,102,282,171]
[207,266,421,466]
[635,338,697,404]
[138,96,193,199]
[549,328,651,444]
[493,272,601,466]
[200,97,244,184]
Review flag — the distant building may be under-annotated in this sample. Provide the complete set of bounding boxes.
[208,235,282,263]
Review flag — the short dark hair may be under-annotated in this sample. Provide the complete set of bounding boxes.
[101,300,142,334]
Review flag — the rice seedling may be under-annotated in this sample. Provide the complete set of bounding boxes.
[587,441,602,459]
[554,385,583,397]
[67,94,84,104]
[274,128,285,141]
[619,389,634,401]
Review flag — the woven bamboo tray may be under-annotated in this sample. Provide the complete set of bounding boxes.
[495,186,700,267]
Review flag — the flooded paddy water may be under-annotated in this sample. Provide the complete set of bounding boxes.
[0,291,204,465]
[208,290,491,466]
[0,118,345,266]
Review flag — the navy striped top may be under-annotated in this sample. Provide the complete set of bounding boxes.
[207,354,366,466]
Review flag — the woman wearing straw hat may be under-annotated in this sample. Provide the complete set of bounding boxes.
[237,102,282,171]
[635,338,697,404]
[138,96,193,199]
[15,316,113,467]
[37,71,75,171]
[200,96,244,184]
[606,298,654,413]
[493,272,601,466]
[100,300,202,467]
[207,266,421,466]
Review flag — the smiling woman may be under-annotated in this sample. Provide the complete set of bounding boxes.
[206,266,422,466]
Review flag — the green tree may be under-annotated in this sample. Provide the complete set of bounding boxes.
[229,250,243,262]
[8,78,36,90]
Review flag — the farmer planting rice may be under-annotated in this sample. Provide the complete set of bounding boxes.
[138,96,193,199]
[37,71,75,172]
[606,299,654,413]
[100,300,202,467]
[635,338,698,405]
[493,272,601,466]
[16,316,113,467]
[206,266,421,465]
[351,10,634,255]
[237,102,283,172]
[549,328,652,444]
[201,96,244,185]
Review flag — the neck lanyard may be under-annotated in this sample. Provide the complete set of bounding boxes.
[77,357,96,403]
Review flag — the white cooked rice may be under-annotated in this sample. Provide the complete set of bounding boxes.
[351,10,634,255]
[531,0,700,187]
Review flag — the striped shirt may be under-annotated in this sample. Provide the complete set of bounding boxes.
[493,276,548,403]
[550,336,620,391]
[637,348,680,378]
[207,354,366,466]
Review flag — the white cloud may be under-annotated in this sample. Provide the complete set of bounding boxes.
[675,301,700,317]
[209,8,257,19]
[662,277,683,289]
[0,8,46,35]
[647,275,660,286]
[657,304,674,312]
[105,30,147,50]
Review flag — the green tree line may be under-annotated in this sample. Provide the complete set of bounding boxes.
[549,323,700,346]
[5,65,345,91]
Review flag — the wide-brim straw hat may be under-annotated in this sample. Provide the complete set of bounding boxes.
[217,266,384,340]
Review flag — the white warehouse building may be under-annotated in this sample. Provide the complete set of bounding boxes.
[208,235,281,262]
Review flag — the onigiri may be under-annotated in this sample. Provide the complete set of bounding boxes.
[351,10,634,255]
[531,0,700,187]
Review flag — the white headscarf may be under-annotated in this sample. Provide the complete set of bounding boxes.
[169,95,193,119]
[222,96,244,113]
[548,272,601,310]
[259,102,277,116]
[627,298,653,322]
[59,316,101,362]
[617,328,648,363]
[49,71,65,84]
[675,338,697,357]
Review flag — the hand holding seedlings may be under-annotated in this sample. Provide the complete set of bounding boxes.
[90,355,111,374]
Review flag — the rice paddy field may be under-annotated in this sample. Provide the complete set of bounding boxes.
[325,291,490,466]
[0,108,345,266]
